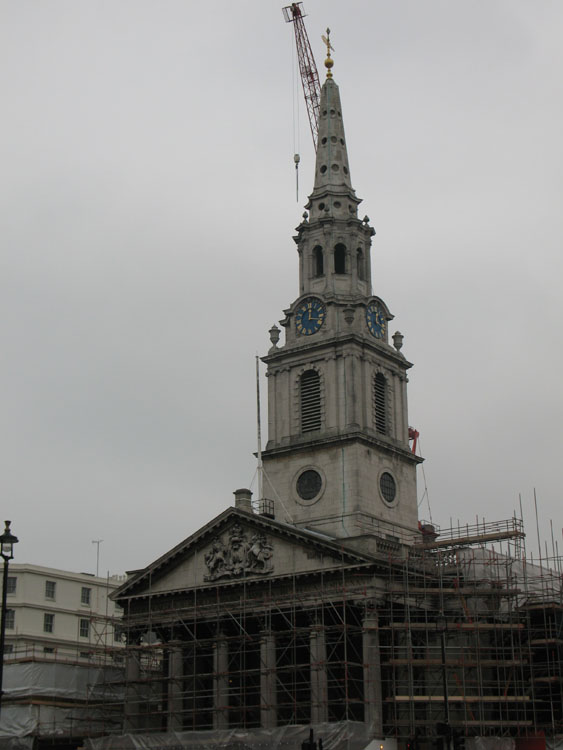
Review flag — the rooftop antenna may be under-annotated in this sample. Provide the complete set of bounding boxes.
[92,539,103,577]
[255,356,263,508]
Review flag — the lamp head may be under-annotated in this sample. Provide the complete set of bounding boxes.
[0,521,18,561]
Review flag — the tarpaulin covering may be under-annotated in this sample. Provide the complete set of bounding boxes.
[0,661,124,743]
[0,737,34,750]
[0,705,38,741]
[0,702,114,742]
[1,661,123,701]
[468,739,516,750]
[85,720,375,750]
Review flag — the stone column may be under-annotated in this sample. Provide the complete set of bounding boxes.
[167,643,183,732]
[260,632,277,728]
[351,244,359,290]
[399,374,409,444]
[329,355,340,430]
[123,646,141,733]
[213,633,229,730]
[345,353,359,429]
[310,623,328,724]
[363,607,383,734]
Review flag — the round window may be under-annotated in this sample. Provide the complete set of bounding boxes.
[379,472,396,504]
[297,470,322,501]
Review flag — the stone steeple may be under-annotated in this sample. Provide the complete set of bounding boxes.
[305,41,362,235]
[261,49,421,542]
[311,77,355,197]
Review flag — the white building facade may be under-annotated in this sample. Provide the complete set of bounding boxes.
[4,563,126,662]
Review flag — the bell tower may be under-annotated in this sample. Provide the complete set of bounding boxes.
[262,53,422,542]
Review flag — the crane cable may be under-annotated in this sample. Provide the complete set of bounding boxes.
[416,436,433,525]
[292,31,301,202]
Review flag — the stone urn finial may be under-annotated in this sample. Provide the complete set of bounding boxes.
[269,324,281,348]
[392,331,404,352]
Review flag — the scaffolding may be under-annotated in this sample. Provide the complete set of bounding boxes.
[0,612,125,750]
[77,515,563,749]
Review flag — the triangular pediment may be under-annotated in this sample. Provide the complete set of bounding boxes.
[115,508,374,600]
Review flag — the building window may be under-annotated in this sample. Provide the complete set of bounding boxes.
[43,647,55,654]
[81,587,91,606]
[80,651,91,659]
[374,373,388,435]
[313,245,324,277]
[380,472,397,504]
[45,581,56,600]
[114,626,122,642]
[79,619,90,638]
[4,644,14,655]
[334,243,346,274]
[6,577,16,595]
[44,613,54,633]
[300,370,322,433]
[5,610,15,630]
[296,469,323,501]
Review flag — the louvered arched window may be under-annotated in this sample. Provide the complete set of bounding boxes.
[334,244,346,274]
[374,373,388,435]
[300,370,321,433]
[313,245,324,277]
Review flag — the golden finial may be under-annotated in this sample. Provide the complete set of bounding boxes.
[322,28,334,79]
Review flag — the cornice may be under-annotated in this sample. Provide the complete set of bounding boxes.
[262,430,423,465]
[262,331,412,371]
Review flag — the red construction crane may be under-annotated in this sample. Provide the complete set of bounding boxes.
[408,427,420,455]
[282,3,321,149]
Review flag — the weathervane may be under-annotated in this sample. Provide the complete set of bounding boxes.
[322,28,334,78]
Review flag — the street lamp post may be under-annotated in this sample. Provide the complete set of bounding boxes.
[0,521,18,718]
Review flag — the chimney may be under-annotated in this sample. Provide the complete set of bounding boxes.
[233,488,253,513]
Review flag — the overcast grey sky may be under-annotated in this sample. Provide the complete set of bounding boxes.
[1,1,562,576]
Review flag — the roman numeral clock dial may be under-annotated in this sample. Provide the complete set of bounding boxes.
[295,297,326,336]
[366,301,386,339]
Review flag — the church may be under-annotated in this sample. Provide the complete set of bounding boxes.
[88,53,563,750]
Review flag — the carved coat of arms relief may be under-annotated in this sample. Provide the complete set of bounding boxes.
[203,522,274,582]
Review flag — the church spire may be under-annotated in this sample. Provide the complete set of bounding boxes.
[310,36,354,199]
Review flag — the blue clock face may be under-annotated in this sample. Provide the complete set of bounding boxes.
[295,297,326,336]
[366,302,386,339]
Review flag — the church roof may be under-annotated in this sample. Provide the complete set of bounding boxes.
[113,506,378,602]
